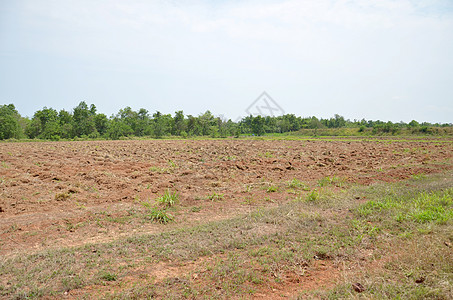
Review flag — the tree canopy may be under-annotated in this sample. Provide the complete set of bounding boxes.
[0,102,451,140]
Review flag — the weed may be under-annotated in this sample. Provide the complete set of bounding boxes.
[190,206,202,212]
[145,207,174,224]
[287,178,309,190]
[243,196,256,205]
[141,191,178,223]
[317,175,344,187]
[222,155,237,161]
[99,271,117,281]
[74,201,86,210]
[149,166,169,173]
[411,173,426,180]
[168,159,177,168]
[264,196,275,203]
[155,190,179,207]
[258,151,273,158]
[5,224,19,233]
[243,184,252,193]
[266,185,278,193]
[207,192,224,201]
[306,189,320,202]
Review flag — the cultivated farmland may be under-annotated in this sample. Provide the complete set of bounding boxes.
[1,137,452,298]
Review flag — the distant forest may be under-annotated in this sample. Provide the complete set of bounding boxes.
[0,102,452,140]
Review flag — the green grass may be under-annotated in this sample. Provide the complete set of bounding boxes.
[140,190,179,224]
[356,188,453,225]
[266,185,278,193]
[287,178,310,190]
[317,175,345,187]
[155,189,179,207]
[206,192,224,201]
[145,207,174,224]
[306,189,320,202]
[307,173,453,299]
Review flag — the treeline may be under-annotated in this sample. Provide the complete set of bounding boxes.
[0,102,451,140]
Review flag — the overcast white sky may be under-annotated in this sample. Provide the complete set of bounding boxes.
[1,0,452,123]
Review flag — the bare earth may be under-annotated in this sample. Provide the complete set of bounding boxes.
[0,138,452,297]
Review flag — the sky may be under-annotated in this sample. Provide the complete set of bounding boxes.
[0,0,452,123]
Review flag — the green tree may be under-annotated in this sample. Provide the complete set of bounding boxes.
[152,111,164,138]
[135,108,150,136]
[58,110,73,139]
[73,101,97,137]
[172,110,186,136]
[187,115,202,136]
[106,118,132,139]
[94,114,109,136]
[199,111,215,136]
[0,104,23,140]
[25,107,60,139]
[408,120,420,128]
[251,115,265,136]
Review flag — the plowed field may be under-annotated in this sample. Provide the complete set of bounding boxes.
[1,138,452,298]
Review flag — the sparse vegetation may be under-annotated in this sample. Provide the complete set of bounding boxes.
[144,207,174,224]
[317,175,344,187]
[0,137,451,298]
[207,192,224,201]
[287,178,310,190]
[307,189,320,202]
[155,189,179,207]
[266,185,278,193]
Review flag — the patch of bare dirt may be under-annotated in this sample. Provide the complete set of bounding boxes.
[0,139,452,256]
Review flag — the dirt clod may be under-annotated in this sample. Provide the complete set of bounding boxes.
[352,282,365,292]
[415,277,426,284]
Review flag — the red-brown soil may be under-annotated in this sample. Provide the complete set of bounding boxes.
[1,139,452,258]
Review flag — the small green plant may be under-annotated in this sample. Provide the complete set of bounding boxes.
[307,189,320,202]
[149,166,168,173]
[258,151,273,158]
[99,271,117,281]
[317,175,344,187]
[142,190,178,223]
[146,207,174,224]
[317,176,333,187]
[168,159,177,168]
[156,189,179,207]
[75,201,86,210]
[243,184,252,193]
[287,178,309,190]
[411,173,426,180]
[266,185,278,193]
[243,196,256,205]
[191,206,202,212]
[222,155,236,161]
[207,192,224,201]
